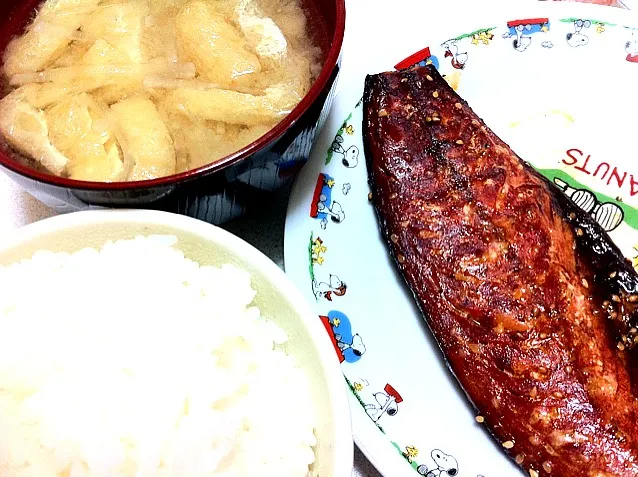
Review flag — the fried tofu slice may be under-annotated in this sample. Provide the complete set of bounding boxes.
[82,38,142,105]
[46,94,124,181]
[3,0,101,77]
[0,90,69,175]
[109,97,176,180]
[175,0,261,88]
[235,0,288,66]
[81,1,149,64]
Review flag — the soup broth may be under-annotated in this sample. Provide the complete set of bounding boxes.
[0,0,322,182]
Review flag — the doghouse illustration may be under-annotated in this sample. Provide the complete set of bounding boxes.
[310,173,345,228]
[505,18,550,52]
[319,311,366,363]
[395,46,440,71]
[365,383,404,423]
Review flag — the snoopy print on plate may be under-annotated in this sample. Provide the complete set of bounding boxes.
[285,3,638,477]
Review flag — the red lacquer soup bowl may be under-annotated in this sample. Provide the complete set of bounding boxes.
[0,0,345,223]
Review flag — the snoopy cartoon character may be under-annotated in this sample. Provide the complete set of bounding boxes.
[566,19,591,47]
[441,40,468,69]
[319,311,366,363]
[337,333,366,357]
[417,449,460,477]
[317,196,345,224]
[330,134,359,168]
[310,173,346,228]
[511,23,533,52]
[365,383,403,422]
[504,18,549,52]
[312,274,347,301]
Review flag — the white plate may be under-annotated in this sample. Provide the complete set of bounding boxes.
[285,3,638,476]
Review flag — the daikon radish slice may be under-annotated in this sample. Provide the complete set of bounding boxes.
[10,57,196,86]
[142,77,262,96]
[165,80,300,126]
[10,65,144,86]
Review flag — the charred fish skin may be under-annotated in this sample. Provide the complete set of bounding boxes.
[363,64,638,477]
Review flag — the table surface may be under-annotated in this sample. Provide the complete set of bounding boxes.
[0,0,627,475]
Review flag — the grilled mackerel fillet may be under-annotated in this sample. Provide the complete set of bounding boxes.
[363,64,638,477]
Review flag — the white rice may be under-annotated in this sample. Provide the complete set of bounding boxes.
[0,235,317,477]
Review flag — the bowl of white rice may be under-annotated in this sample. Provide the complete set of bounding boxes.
[0,209,353,477]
